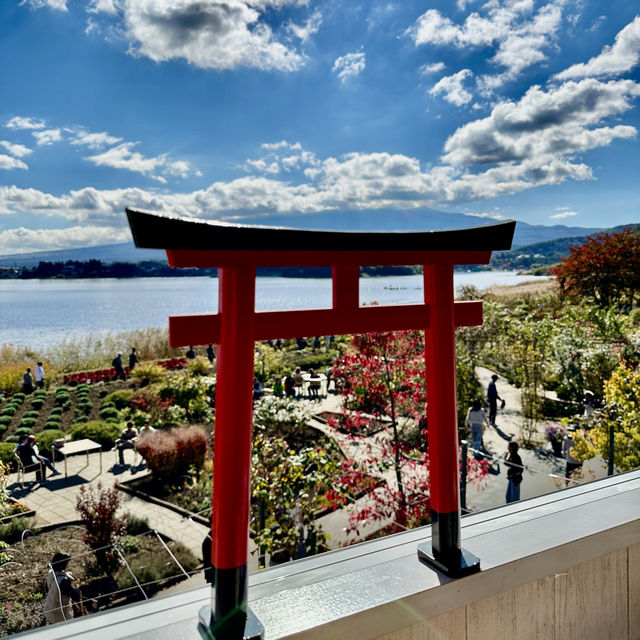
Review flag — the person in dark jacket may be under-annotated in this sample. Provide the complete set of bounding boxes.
[505,441,523,504]
[112,353,126,380]
[487,374,503,426]
[128,347,140,371]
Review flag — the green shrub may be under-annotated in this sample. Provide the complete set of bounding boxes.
[50,406,63,416]
[30,398,45,410]
[15,426,34,436]
[125,513,150,535]
[0,443,18,470]
[77,384,90,393]
[55,393,70,406]
[130,363,167,384]
[0,416,11,427]
[35,430,64,456]
[99,406,119,420]
[44,413,61,424]
[13,393,25,403]
[22,410,39,420]
[5,435,19,444]
[70,421,121,449]
[44,423,62,430]
[19,418,36,429]
[117,534,141,554]
[103,389,136,409]
[185,356,210,376]
[62,400,72,411]
[0,517,36,543]
[0,406,16,417]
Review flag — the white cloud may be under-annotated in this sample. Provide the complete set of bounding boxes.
[33,129,63,146]
[407,1,563,83]
[430,69,474,106]
[555,16,640,80]
[0,225,130,255]
[549,210,578,219]
[91,0,307,72]
[420,62,446,74]
[18,0,67,11]
[286,10,322,42]
[243,140,318,175]
[332,51,366,82]
[0,155,29,171]
[261,140,302,151]
[442,78,640,166]
[68,129,123,149]
[85,142,198,181]
[5,116,46,130]
[0,141,33,158]
[87,0,119,14]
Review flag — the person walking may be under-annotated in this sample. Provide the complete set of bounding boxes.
[20,367,34,394]
[43,552,82,624]
[128,347,140,372]
[206,344,215,364]
[112,353,126,380]
[487,374,503,426]
[34,362,45,389]
[505,441,523,504]
[465,399,488,455]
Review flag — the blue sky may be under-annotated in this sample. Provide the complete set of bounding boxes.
[0,0,638,254]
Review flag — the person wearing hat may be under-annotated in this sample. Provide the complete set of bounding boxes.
[112,352,126,380]
[43,552,82,624]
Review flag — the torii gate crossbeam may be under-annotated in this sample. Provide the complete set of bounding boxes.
[127,209,516,640]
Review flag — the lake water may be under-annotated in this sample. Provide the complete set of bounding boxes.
[0,272,548,351]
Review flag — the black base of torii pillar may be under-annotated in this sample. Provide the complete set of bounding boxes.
[126,208,515,638]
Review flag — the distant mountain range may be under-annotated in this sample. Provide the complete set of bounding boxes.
[0,208,629,268]
[490,223,640,271]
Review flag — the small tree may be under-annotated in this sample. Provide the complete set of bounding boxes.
[333,330,488,537]
[573,364,640,472]
[251,436,340,562]
[75,482,125,573]
[552,228,640,308]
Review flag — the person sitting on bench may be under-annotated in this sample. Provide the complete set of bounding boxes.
[115,421,138,466]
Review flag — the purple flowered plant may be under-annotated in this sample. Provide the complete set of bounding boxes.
[545,422,566,441]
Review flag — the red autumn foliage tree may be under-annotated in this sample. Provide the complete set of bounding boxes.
[551,228,640,307]
[332,330,487,540]
[75,482,125,572]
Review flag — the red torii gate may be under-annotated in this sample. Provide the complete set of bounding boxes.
[126,209,516,640]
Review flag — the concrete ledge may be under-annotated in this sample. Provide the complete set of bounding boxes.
[15,470,640,640]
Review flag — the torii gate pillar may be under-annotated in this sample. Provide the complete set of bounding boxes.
[127,209,515,640]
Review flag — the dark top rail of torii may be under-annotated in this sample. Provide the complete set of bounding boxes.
[126,208,516,267]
